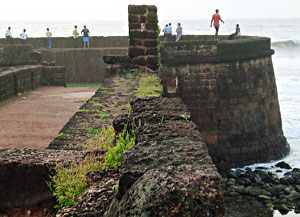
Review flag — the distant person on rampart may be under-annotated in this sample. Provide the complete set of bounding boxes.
[210,9,225,38]
[20,29,28,42]
[81,25,90,48]
[46,28,52,48]
[176,23,182,41]
[228,24,241,40]
[165,23,172,41]
[163,24,168,36]
[5,27,12,44]
[73,25,79,48]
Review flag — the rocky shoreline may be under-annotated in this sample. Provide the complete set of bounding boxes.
[222,162,300,216]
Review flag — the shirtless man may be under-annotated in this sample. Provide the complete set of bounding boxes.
[210,9,225,38]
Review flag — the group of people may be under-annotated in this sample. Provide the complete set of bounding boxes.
[162,9,241,42]
[162,23,182,42]
[4,25,91,48]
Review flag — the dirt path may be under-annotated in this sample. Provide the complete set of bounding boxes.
[0,86,98,149]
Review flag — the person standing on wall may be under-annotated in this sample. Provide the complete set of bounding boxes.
[210,9,225,38]
[162,24,168,41]
[20,29,28,43]
[46,28,52,48]
[166,23,172,41]
[5,27,12,44]
[73,25,79,48]
[81,25,90,48]
[176,23,183,41]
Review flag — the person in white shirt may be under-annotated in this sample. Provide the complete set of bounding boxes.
[5,27,12,44]
[20,29,28,41]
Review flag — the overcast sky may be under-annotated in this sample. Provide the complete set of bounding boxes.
[1,0,299,21]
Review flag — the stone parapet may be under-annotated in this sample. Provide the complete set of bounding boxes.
[106,97,224,216]
[0,36,129,49]
[160,37,289,171]
[0,65,43,102]
[161,36,274,65]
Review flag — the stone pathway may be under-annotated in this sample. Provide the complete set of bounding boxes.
[0,86,98,149]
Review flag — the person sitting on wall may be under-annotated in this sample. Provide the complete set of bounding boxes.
[20,29,28,43]
[46,28,52,48]
[81,25,90,48]
[73,25,79,48]
[228,24,241,40]
[5,27,12,44]
[176,23,183,41]
[165,23,172,42]
[210,9,225,38]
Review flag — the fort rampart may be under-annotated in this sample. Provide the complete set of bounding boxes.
[160,35,290,170]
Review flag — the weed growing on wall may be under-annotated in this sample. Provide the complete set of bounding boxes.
[135,73,163,98]
[57,132,69,137]
[48,156,101,208]
[50,124,135,208]
[104,124,135,169]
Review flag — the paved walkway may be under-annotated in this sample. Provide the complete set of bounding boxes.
[0,86,98,149]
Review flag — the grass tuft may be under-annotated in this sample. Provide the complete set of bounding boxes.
[135,74,163,98]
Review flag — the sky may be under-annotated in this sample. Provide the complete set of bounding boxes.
[1,0,299,21]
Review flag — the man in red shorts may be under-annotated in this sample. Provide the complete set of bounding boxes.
[210,9,225,38]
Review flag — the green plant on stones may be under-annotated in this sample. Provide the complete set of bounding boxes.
[57,132,69,138]
[87,127,102,137]
[48,156,101,208]
[181,112,191,120]
[103,124,135,169]
[118,103,132,113]
[82,126,115,152]
[135,73,163,98]
[112,183,119,192]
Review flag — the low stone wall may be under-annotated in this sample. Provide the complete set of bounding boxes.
[0,148,83,210]
[41,48,127,83]
[160,36,289,171]
[0,65,42,101]
[0,36,128,49]
[106,97,224,216]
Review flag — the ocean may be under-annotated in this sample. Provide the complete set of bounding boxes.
[1,18,299,171]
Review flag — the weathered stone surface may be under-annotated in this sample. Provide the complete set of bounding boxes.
[0,148,84,209]
[276,161,292,169]
[108,97,224,216]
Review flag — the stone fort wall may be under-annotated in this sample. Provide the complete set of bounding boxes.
[160,36,290,171]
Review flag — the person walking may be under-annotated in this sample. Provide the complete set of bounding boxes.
[73,25,79,48]
[5,27,12,44]
[81,25,90,48]
[20,29,28,42]
[176,23,183,41]
[46,28,52,48]
[210,9,225,38]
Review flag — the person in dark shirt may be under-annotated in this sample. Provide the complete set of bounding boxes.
[81,25,90,48]
[228,24,241,40]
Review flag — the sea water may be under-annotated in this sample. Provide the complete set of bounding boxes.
[0,18,299,169]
